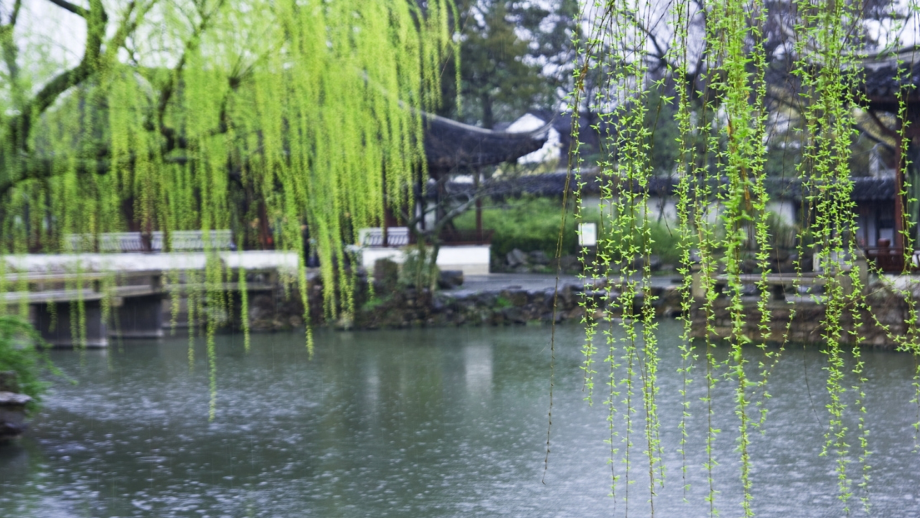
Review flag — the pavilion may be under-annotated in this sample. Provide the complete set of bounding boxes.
[360,111,549,274]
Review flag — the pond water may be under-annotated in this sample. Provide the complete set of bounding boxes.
[1,320,919,517]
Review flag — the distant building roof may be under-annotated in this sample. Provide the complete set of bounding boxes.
[761,176,896,202]
[493,110,607,166]
[857,47,920,112]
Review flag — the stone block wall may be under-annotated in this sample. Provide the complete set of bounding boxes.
[236,272,915,350]
[302,276,683,330]
[688,281,913,348]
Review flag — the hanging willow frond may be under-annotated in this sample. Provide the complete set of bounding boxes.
[570,0,919,515]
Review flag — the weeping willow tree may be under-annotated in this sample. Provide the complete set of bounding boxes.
[0,0,456,420]
[0,1,456,340]
[551,0,920,515]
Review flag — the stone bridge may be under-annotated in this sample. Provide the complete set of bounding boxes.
[3,251,299,348]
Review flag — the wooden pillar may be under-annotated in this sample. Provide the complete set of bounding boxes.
[258,202,273,250]
[474,169,483,241]
[859,204,869,248]
[382,212,389,247]
[418,178,426,232]
[868,108,908,251]
[382,207,400,247]
[895,130,905,250]
[381,174,389,247]
[436,175,445,238]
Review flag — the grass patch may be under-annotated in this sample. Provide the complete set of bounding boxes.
[454,195,685,265]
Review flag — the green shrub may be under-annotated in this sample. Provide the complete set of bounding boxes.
[646,220,683,265]
[455,196,685,266]
[361,293,392,311]
[399,245,439,291]
[0,316,60,412]
[454,196,579,258]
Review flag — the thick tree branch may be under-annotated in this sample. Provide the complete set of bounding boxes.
[0,152,196,201]
[6,0,107,151]
[1,0,22,88]
[623,10,673,72]
[45,0,87,18]
[0,157,109,201]
[160,73,241,153]
[104,1,148,62]
[4,0,147,160]
[855,121,897,153]
[157,0,228,142]
[8,0,22,25]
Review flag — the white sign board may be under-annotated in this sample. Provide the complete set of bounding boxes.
[578,222,597,247]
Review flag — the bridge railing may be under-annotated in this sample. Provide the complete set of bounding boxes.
[66,230,236,253]
[862,247,920,273]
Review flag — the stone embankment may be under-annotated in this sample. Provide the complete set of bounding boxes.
[0,372,31,443]
[280,268,682,330]
[244,262,915,348]
[689,279,914,347]
[348,282,682,329]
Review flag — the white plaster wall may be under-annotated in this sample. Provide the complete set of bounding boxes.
[506,113,561,164]
[361,248,405,269]
[436,246,491,275]
[582,195,680,224]
[766,201,795,226]
[580,194,799,228]
[361,245,491,275]
[581,194,602,213]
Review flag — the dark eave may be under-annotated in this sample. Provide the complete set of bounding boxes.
[443,171,896,203]
[422,112,550,175]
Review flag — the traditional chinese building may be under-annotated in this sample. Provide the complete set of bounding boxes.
[361,112,549,274]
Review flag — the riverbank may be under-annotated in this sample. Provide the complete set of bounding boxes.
[0,373,31,443]
[260,269,917,348]
[350,280,683,330]
[277,269,683,330]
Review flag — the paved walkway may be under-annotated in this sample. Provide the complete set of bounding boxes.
[445,272,682,295]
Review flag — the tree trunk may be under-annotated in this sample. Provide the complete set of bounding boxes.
[481,93,494,129]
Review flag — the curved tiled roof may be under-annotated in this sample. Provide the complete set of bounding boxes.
[422,113,550,175]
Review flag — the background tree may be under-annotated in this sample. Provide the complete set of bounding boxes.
[588,0,912,179]
[437,0,577,128]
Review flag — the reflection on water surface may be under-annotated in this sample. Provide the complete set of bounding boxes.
[1,321,919,517]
